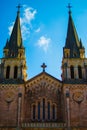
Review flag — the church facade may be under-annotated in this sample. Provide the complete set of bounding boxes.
[0,5,87,130]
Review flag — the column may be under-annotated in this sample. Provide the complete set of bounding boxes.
[74,65,78,79]
[67,67,71,79]
[66,89,71,130]
[82,66,85,79]
[10,66,14,78]
[17,93,22,127]
[4,66,6,78]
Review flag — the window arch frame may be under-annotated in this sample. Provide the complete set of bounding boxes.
[31,98,57,122]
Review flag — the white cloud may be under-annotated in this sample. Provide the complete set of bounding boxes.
[21,25,30,40]
[8,22,14,35]
[35,27,40,33]
[8,6,37,40]
[21,7,37,25]
[37,36,51,51]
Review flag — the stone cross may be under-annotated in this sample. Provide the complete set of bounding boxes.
[67,3,72,14]
[16,4,22,12]
[41,63,47,72]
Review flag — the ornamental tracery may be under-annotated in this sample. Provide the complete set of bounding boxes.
[25,80,61,101]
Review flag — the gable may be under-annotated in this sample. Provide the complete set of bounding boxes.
[26,72,62,92]
[25,72,62,103]
[24,72,63,122]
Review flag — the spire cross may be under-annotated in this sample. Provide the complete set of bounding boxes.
[16,4,22,12]
[41,63,47,72]
[67,3,72,14]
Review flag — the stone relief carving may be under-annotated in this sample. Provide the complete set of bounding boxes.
[73,91,84,104]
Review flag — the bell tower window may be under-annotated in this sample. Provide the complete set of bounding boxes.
[78,66,82,79]
[14,66,18,79]
[70,65,74,79]
[6,66,10,79]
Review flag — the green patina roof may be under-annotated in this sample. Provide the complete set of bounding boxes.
[64,11,84,58]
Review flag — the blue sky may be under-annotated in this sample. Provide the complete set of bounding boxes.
[0,0,87,80]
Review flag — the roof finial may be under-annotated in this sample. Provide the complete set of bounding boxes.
[41,63,47,72]
[16,4,22,14]
[67,3,72,14]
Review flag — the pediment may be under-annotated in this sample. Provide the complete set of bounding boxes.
[25,72,62,95]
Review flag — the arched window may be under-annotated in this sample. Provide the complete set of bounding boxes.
[38,102,40,120]
[14,66,18,79]
[70,65,74,79]
[33,105,36,120]
[48,102,50,120]
[43,99,45,120]
[6,66,10,79]
[53,105,56,120]
[78,66,82,79]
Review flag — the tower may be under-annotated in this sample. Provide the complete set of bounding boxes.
[0,6,27,81]
[62,7,86,81]
[0,6,27,127]
[62,5,87,128]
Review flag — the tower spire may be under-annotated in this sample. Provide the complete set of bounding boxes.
[4,4,24,58]
[63,4,85,58]
[3,6,27,81]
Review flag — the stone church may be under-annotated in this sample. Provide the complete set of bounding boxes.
[0,5,87,130]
